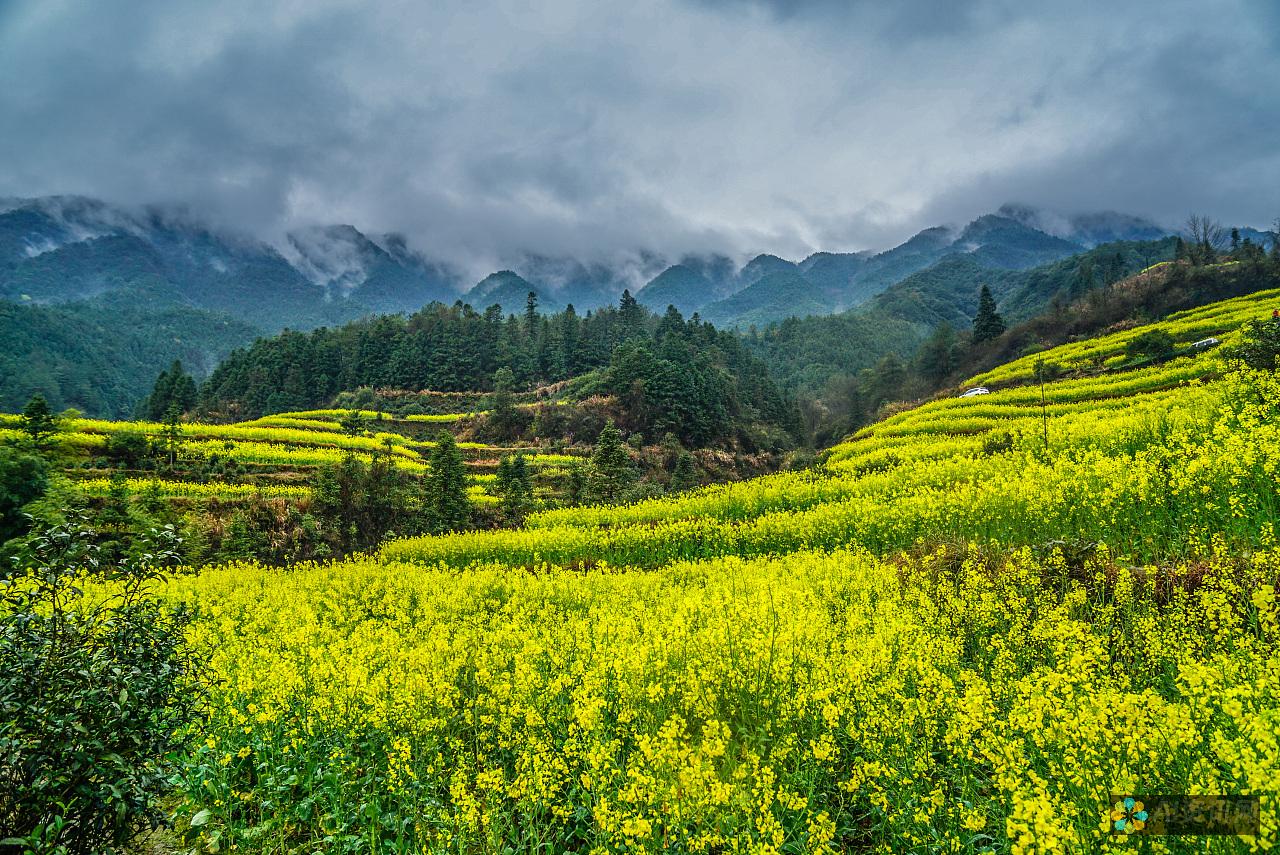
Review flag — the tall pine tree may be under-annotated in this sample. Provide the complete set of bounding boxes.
[145,360,197,421]
[972,285,1006,343]
[617,290,647,344]
[670,452,698,493]
[19,394,61,451]
[589,420,635,503]
[423,431,471,533]
[495,453,534,523]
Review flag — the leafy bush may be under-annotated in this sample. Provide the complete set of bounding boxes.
[1224,317,1280,370]
[0,449,48,544]
[102,431,152,469]
[0,519,207,854]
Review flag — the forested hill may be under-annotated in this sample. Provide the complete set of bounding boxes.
[751,236,1184,395]
[0,288,259,418]
[777,238,1280,447]
[200,293,796,448]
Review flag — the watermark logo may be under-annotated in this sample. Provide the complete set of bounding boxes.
[1108,794,1259,838]
[1111,797,1148,834]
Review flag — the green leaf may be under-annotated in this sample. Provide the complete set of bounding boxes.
[189,808,212,827]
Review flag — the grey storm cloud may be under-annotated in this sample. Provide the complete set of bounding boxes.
[0,0,1277,271]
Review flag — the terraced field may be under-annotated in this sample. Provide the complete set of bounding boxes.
[967,286,1280,387]
[156,293,1280,853]
[0,407,581,506]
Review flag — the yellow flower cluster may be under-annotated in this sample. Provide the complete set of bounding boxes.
[967,286,1279,386]
[74,477,311,500]
[169,543,1279,853]
[126,292,1280,851]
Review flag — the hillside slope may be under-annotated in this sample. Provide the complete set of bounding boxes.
[155,283,1280,852]
[0,289,258,417]
[752,236,1184,393]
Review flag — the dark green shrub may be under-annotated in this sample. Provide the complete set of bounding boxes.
[0,449,48,544]
[1224,317,1280,371]
[981,431,1017,456]
[1125,328,1175,361]
[0,519,207,854]
[102,431,151,469]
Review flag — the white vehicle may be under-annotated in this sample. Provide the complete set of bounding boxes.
[1191,337,1220,349]
[959,386,990,398]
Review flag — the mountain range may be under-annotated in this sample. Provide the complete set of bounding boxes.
[1,196,1187,330]
[8,193,1270,416]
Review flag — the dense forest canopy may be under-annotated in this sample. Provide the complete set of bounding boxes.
[199,292,797,447]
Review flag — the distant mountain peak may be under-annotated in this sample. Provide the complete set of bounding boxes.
[738,253,799,287]
[996,203,1169,247]
[285,224,388,296]
[465,269,554,314]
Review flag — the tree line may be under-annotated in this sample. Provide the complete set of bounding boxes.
[196,292,797,448]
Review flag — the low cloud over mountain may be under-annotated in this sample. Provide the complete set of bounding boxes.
[0,0,1277,274]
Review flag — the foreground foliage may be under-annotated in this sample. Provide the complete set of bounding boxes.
[0,521,207,853]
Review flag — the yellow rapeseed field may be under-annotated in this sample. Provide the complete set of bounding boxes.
[158,306,1280,853]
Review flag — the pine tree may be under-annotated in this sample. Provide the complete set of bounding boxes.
[589,420,634,503]
[511,454,532,504]
[339,409,369,438]
[145,367,171,421]
[670,452,698,493]
[20,394,61,451]
[145,360,196,421]
[496,453,534,522]
[565,462,586,506]
[524,291,539,332]
[617,290,646,344]
[493,455,513,509]
[972,285,1005,343]
[487,368,524,440]
[655,305,685,342]
[560,304,582,377]
[161,404,185,469]
[424,431,470,533]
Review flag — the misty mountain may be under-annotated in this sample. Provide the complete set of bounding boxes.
[465,270,559,315]
[0,196,464,328]
[996,204,1169,247]
[952,214,1083,268]
[636,265,717,315]
[797,251,870,298]
[664,211,1107,329]
[286,225,460,314]
[0,193,1198,417]
[700,270,831,329]
[737,254,800,287]
[752,235,1183,395]
[0,194,1186,335]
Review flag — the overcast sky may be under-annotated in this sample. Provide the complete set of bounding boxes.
[1,0,1277,269]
